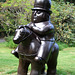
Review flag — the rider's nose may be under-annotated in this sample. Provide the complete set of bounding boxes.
[33,11,37,16]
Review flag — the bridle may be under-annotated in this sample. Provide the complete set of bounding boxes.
[18,26,41,44]
[20,27,32,42]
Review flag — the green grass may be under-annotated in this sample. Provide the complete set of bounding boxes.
[57,47,75,75]
[0,43,75,75]
[0,47,18,75]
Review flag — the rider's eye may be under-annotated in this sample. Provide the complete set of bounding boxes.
[38,11,41,14]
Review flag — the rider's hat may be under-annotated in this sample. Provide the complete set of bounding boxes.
[32,0,52,14]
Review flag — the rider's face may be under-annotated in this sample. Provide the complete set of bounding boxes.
[31,10,45,23]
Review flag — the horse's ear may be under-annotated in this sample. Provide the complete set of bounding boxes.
[18,25,24,29]
[15,29,18,32]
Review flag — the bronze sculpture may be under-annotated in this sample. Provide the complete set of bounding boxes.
[12,0,59,75]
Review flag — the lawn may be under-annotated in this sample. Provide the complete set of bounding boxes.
[0,43,75,75]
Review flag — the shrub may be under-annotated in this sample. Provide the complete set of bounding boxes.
[5,36,13,42]
[57,41,68,51]
[0,0,75,47]
[5,36,17,48]
[51,1,75,46]
[0,0,34,36]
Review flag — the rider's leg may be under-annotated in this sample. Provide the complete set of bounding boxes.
[17,58,30,75]
[47,43,59,75]
[34,41,55,62]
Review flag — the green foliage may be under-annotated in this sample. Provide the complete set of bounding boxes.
[52,0,75,4]
[57,41,68,50]
[0,0,75,46]
[0,0,34,36]
[51,1,75,46]
[5,36,17,48]
[0,0,6,2]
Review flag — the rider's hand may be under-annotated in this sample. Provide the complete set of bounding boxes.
[30,24,34,29]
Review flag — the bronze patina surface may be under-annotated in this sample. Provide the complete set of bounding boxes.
[12,0,59,75]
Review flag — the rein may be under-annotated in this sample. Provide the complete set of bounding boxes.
[21,27,32,41]
[25,26,41,44]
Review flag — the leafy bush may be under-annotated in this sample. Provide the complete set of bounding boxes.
[0,0,34,36]
[51,1,75,46]
[5,36,17,48]
[52,0,75,4]
[5,36,13,42]
[0,0,75,46]
[57,41,68,51]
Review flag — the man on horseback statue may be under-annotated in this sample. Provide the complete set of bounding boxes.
[12,0,59,74]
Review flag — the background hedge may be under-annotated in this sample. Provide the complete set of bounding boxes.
[0,0,75,46]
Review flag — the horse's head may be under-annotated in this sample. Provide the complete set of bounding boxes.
[13,27,31,44]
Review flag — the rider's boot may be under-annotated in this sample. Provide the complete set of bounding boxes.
[34,56,45,63]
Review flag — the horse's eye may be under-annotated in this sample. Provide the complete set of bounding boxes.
[19,29,24,34]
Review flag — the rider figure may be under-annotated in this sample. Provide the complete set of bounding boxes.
[27,0,55,63]
[12,0,55,63]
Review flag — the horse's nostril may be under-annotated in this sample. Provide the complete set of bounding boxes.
[13,39,20,44]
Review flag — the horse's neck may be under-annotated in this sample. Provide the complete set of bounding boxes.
[22,28,39,46]
[22,37,33,46]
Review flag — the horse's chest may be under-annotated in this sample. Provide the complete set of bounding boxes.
[30,42,35,50]
[18,41,40,55]
[29,41,39,54]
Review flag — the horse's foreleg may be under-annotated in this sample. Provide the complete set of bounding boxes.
[17,58,30,75]
[30,61,45,75]
[41,65,45,74]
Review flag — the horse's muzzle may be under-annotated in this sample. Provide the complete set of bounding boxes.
[13,38,20,44]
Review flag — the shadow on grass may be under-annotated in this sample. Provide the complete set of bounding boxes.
[57,69,75,75]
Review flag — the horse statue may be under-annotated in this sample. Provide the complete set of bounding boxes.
[13,26,59,75]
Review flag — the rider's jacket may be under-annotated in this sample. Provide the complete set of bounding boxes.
[26,21,55,42]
